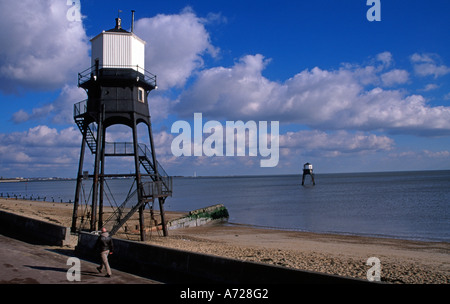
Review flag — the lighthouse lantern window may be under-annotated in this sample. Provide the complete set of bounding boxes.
[138,87,144,103]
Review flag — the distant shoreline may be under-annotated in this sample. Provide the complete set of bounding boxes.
[0,178,75,183]
[2,169,450,181]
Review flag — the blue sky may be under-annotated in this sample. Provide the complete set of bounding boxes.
[0,0,449,178]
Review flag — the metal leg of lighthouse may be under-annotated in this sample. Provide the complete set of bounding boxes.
[146,123,168,236]
[159,197,168,236]
[302,171,315,186]
[91,115,103,231]
[98,127,106,229]
[132,117,146,241]
[72,125,87,233]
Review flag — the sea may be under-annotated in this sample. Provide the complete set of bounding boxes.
[1,170,449,243]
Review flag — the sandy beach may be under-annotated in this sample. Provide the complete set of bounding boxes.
[0,198,448,284]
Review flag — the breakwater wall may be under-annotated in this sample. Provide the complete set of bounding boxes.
[0,210,71,246]
[168,204,229,230]
[0,192,71,203]
[75,231,368,284]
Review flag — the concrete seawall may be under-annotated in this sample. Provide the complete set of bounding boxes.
[0,210,71,246]
[75,231,368,284]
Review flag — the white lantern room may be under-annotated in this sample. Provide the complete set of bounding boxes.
[90,18,145,73]
[303,163,313,170]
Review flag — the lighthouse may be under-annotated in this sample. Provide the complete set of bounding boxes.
[302,162,315,186]
[71,14,172,240]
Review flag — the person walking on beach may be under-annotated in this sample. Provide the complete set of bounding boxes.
[95,227,114,277]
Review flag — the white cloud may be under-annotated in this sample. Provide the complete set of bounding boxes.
[147,95,171,122]
[135,8,218,90]
[12,85,86,124]
[176,53,450,135]
[0,125,81,175]
[423,150,450,158]
[11,109,34,124]
[388,149,450,162]
[176,54,277,120]
[380,69,409,86]
[5,125,80,147]
[151,128,396,175]
[410,53,450,78]
[0,0,90,92]
[420,84,439,92]
[376,51,393,68]
[279,130,394,157]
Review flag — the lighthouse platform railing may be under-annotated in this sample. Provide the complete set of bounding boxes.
[78,64,157,88]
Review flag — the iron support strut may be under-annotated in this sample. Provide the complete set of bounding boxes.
[72,123,87,233]
[98,127,106,228]
[90,108,104,231]
[132,115,146,241]
[147,122,168,236]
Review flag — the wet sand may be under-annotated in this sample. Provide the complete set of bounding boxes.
[0,198,449,284]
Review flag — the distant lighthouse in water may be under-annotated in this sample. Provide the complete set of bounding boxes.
[302,162,315,186]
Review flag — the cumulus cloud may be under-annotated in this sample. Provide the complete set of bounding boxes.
[1,125,80,148]
[175,53,450,135]
[175,54,277,120]
[0,125,81,175]
[376,51,393,68]
[388,149,450,164]
[410,53,450,78]
[279,130,394,157]
[380,69,409,86]
[149,128,396,174]
[0,0,90,92]
[423,150,450,158]
[12,85,86,124]
[147,95,172,122]
[135,8,219,90]
[420,84,439,92]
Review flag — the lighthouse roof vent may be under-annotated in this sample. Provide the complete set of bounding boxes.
[106,17,129,33]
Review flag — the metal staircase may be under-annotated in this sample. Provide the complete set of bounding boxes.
[138,144,173,197]
[74,100,97,154]
[74,117,97,154]
[103,179,169,236]
[104,186,141,235]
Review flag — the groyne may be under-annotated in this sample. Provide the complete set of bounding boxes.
[167,204,229,230]
[0,192,71,203]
